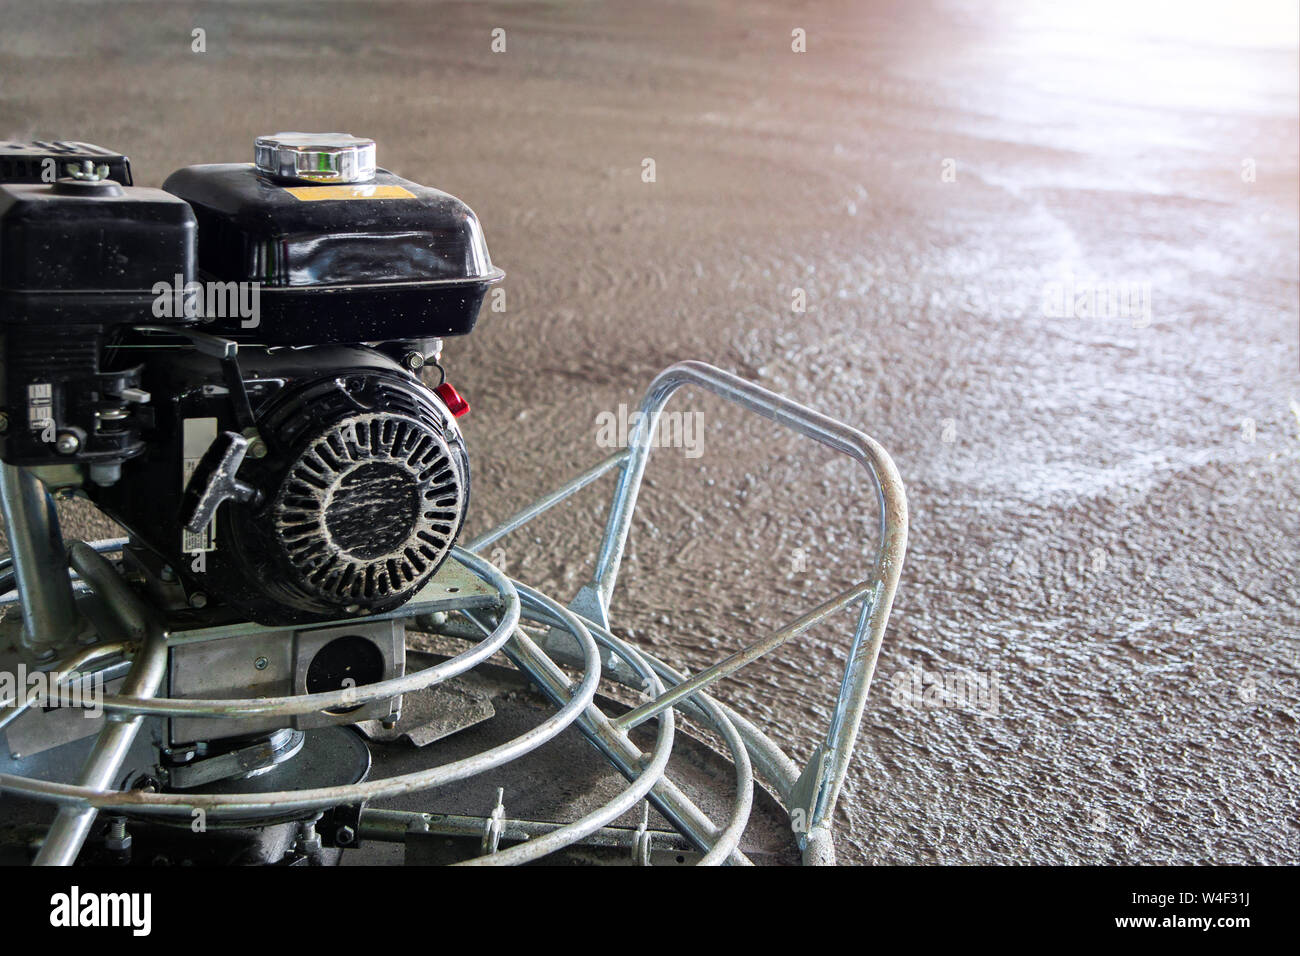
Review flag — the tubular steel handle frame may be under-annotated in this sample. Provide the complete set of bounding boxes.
[559,361,908,846]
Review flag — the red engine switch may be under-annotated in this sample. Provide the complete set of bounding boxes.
[434,382,469,418]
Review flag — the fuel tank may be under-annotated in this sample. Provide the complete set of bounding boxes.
[162,132,503,344]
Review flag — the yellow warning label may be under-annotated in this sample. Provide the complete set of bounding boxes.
[284,184,417,202]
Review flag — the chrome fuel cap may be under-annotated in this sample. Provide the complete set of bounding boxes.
[253,132,377,184]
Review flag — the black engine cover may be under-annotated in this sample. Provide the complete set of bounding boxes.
[161,162,503,344]
[227,363,469,620]
[0,170,196,468]
[89,344,469,625]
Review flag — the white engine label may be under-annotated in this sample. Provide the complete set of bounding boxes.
[181,417,218,553]
[26,383,53,431]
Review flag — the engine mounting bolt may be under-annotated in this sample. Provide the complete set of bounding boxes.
[336,825,356,846]
[104,816,132,852]
[254,656,269,670]
[296,820,322,855]
[402,351,425,371]
[55,432,80,455]
[247,438,269,459]
[188,592,208,609]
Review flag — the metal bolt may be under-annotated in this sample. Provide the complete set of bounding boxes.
[188,592,208,609]
[104,816,132,852]
[254,656,269,670]
[0,412,9,434]
[336,825,356,846]
[402,351,425,371]
[66,161,110,181]
[55,432,80,455]
[247,438,268,459]
[414,611,448,631]
[296,820,322,856]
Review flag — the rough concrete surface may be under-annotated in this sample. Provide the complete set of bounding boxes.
[1,1,1296,863]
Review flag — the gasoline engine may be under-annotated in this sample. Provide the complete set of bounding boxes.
[1,133,493,624]
[0,134,501,861]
